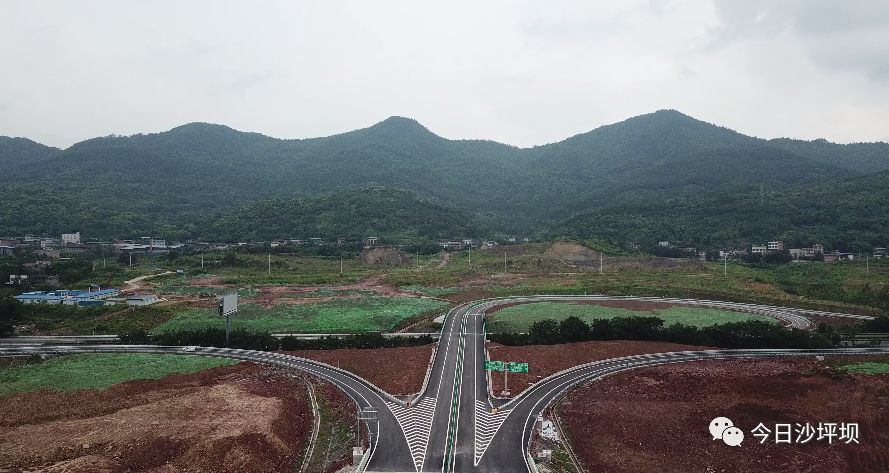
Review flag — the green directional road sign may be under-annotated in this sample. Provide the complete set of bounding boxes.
[509,362,529,373]
[485,360,505,371]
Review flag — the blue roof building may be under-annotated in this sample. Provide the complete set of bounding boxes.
[14,288,120,306]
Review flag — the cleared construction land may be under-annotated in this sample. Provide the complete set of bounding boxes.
[558,357,889,473]
[486,340,709,396]
[293,343,435,395]
[0,356,316,472]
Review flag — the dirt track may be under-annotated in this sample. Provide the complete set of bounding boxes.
[0,363,313,472]
[559,356,889,473]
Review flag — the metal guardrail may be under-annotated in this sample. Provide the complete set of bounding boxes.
[355,445,372,472]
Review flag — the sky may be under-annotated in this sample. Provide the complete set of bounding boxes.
[2,0,888,149]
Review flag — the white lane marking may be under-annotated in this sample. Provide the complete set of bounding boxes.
[473,400,511,466]
[386,397,437,471]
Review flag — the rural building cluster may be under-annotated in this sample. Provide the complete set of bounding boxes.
[656,239,886,262]
[12,288,159,307]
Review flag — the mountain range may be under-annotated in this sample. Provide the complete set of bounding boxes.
[1,110,888,250]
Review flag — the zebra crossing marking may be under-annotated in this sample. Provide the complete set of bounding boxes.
[474,399,511,465]
[386,397,437,472]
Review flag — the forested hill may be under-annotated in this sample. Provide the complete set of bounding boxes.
[549,170,889,250]
[1,110,888,247]
[204,187,483,242]
[0,137,61,169]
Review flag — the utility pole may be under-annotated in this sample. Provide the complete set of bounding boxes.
[504,251,507,272]
[599,252,603,275]
[201,253,204,269]
[468,244,471,268]
[268,253,271,275]
[129,252,132,267]
[103,258,106,269]
[340,258,343,275]
[417,250,420,268]
[724,255,728,277]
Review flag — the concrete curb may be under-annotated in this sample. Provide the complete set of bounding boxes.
[298,376,321,473]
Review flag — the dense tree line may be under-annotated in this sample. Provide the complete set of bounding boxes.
[119,328,433,351]
[489,316,837,349]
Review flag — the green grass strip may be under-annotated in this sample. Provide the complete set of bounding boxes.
[838,361,889,375]
[0,353,237,397]
[489,302,777,333]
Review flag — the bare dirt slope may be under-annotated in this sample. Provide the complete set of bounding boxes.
[362,247,408,266]
[559,357,889,473]
[487,340,709,396]
[0,363,313,472]
[542,241,599,264]
[292,344,435,396]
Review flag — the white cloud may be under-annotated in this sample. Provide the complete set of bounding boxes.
[0,0,887,148]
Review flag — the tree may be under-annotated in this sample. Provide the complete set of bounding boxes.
[559,316,591,342]
[0,296,22,337]
[529,320,561,345]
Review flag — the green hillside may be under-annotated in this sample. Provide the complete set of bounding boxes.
[205,187,483,241]
[552,171,889,250]
[0,137,61,169]
[1,110,887,246]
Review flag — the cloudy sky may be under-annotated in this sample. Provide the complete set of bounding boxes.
[2,0,888,148]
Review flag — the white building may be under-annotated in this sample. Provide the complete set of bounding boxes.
[767,240,784,251]
[126,294,160,306]
[751,245,767,255]
[62,232,81,245]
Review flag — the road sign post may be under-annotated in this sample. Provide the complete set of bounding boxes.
[219,293,238,347]
[485,360,528,396]
[502,362,510,396]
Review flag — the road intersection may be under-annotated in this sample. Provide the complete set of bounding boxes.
[2,295,886,472]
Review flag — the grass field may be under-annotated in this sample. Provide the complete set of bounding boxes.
[488,302,778,333]
[838,361,889,375]
[0,354,237,397]
[150,297,450,334]
[13,304,177,336]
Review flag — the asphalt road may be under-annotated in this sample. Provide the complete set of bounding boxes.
[438,295,885,473]
[1,295,884,473]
